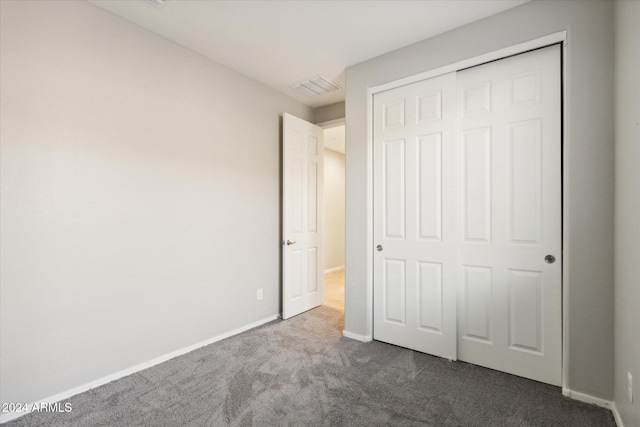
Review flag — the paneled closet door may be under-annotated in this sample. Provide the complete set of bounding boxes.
[372,45,562,386]
[373,72,458,361]
[456,45,562,386]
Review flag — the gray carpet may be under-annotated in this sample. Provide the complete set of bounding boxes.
[6,306,615,426]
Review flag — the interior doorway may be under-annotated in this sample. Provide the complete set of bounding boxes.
[281,115,344,319]
[322,124,346,311]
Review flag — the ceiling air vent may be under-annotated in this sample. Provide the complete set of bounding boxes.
[146,0,165,8]
[292,76,340,97]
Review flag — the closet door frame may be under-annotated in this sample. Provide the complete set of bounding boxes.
[364,31,569,389]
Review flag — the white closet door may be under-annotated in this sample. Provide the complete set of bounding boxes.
[373,72,458,360]
[456,45,562,385]
[372,45,562,386]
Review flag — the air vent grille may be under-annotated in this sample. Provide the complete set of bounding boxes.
[292,76,340,96]
[146,0,165,8]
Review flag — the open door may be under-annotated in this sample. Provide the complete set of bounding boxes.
[282,113,324,319]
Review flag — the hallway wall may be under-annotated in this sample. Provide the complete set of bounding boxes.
[323,148,346,271]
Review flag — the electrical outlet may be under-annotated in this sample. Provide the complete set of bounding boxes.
[628,372,633,403]
[257,289,263,301]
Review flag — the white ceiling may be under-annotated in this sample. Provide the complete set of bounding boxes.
[88,0,529,108]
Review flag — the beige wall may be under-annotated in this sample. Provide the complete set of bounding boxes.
[613,1,640,425]
[314,101,345,124]
[323,149,346,271]
[0,0,312,410]
[345,0,615,399]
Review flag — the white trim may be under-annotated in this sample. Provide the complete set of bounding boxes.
[0,315,278,424]
[369,31,567,95]
[343,330,372,342]
[316,118,345,129]
[560,38,571,394]
[562,387,612,409]
[324,265,345,274]
[365,76,375,340]
[610,401,626,427]
[563,388,624,427]
[366,31,568,371]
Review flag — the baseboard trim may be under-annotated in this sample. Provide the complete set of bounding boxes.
[0,314,279,425]
[342,330,372,342]
[610,401,625,427]
[562,388,624,426]
[324,265,345,274]
[562,387,612,409]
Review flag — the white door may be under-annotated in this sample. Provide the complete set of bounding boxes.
[282,113,324,319]
[373,72,458,360]
[456,45,561,385]
[372,45,562,385]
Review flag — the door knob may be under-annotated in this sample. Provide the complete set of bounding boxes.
[544,255,556,264]
[286,240,296,246]
[376,245,383,252]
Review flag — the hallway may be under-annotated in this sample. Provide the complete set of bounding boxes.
[323,268,344,311]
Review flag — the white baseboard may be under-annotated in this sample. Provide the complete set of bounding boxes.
[0,315,278,425]
[324,265,345,274]
[562,388,626,426]
[342,330,372,342]
[562,387,612,409]
[610,402,625,427]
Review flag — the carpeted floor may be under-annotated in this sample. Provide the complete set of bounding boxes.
[6,306,615,427]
